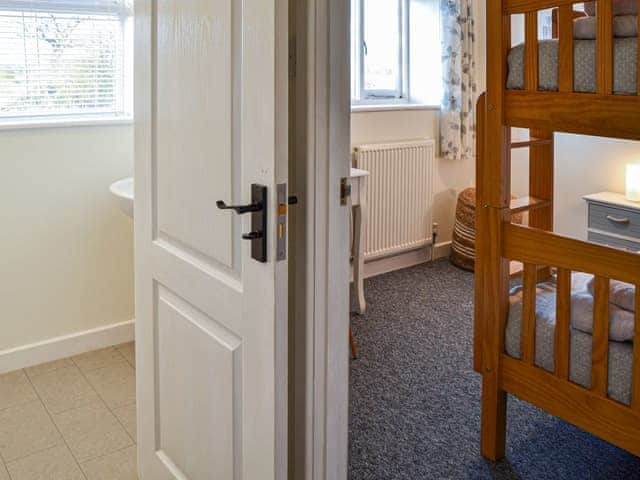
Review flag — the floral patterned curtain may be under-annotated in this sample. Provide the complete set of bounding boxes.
[440,0,477,161]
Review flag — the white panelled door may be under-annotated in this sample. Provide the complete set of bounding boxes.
[134,0,288,478]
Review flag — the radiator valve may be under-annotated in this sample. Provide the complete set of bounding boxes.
[430,222,439,263]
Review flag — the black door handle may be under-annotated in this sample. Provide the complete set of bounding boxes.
[216,185,268,263]
[216,200,263,215]
[242,231,263,240]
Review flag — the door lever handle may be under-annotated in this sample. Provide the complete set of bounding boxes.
[216,200,263,215]
[242,231,263,240]
[218,184,268,263]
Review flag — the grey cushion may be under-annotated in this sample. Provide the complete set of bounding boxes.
[574,15,638,39]
[584,0,637,16]
[507,38,638,94]
[506,274,633,405]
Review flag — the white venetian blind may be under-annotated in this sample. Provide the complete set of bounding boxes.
[0,0,131,121]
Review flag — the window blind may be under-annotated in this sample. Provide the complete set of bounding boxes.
[0,0,131,121]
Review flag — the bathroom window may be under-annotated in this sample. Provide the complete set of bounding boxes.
[351,0,441,107]
[0,0,133,127]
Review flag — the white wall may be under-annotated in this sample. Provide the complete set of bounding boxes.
[0,125,134,352]
[554,136,640,239]
[512,133,640,240]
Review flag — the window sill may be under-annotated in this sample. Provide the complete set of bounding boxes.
[351,104,440,114]
[0,116,134,131]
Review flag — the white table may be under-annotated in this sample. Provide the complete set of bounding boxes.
[350,167,369,314]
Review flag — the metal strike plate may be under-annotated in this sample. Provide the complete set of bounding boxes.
[340,177,351,206]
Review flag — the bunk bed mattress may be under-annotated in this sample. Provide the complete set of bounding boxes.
[507,38,638,94]
[505,273,633,405]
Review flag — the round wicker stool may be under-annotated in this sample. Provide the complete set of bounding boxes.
[450,188,523,271]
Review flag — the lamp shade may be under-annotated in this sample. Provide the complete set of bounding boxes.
[626,164,640,201]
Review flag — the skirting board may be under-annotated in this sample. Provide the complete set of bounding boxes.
[363,241,451,279]
[0,320,135,375]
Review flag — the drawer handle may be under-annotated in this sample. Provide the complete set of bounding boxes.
[606,215,630,224]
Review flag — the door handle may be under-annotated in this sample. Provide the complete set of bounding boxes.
[217,184,268,263]
[216,200,263,215]
[241,231,263,240]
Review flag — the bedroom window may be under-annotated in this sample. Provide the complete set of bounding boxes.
[538,9,553,39]
[351,0,441,107]
[0,0,133,127]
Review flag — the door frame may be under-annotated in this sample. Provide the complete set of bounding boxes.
[290,0,351,478]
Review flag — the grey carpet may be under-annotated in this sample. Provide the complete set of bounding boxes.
[348,259,640,480]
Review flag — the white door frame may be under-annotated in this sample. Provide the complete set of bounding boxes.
[290,0,351,478]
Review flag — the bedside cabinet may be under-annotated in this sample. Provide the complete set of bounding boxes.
[583,192,640,252]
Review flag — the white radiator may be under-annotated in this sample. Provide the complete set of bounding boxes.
[353,140,435,261]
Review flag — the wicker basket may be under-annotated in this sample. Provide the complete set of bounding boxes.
[450,188,523,271]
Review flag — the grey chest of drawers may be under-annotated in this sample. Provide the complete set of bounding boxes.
[583,192,640,252]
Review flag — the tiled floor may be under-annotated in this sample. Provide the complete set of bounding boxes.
[0,343,138,480]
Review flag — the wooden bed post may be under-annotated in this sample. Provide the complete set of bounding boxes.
[529,128,554,281]
[475,0,511,461]
[528,131,554,222]
[473,94,486,376]
[526,4,554,279]
[524,1,553,237]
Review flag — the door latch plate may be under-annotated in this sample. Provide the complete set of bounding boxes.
[340,177,351,206]
[276,184,287,261]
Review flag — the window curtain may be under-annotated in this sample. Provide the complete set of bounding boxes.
[440,0,477,161]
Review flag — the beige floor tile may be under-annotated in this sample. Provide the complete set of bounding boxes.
[52,402,133,463]
[72,347,127,373]
[84,361,136,409]
[113,403,136,442]
[0,370,38,411]
[25,358,74,379]
[0,401,62,462]
[81,445,138,480]
[116,342,135,368]
[29,366,100,414]
[6,445,84,480]
[0,459,9,480]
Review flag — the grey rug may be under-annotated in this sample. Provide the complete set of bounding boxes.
[349,259,640,480]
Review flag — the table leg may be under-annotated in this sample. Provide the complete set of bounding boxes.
[353,203,366,314]
[349,326,358,359]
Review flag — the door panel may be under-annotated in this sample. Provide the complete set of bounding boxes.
[155,0,235,268]
[135,0,287,478]
[156,285,240,479]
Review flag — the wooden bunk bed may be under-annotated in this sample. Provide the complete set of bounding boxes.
[474,0,640,461]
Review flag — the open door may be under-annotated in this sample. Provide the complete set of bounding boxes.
[134,0,288,478]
